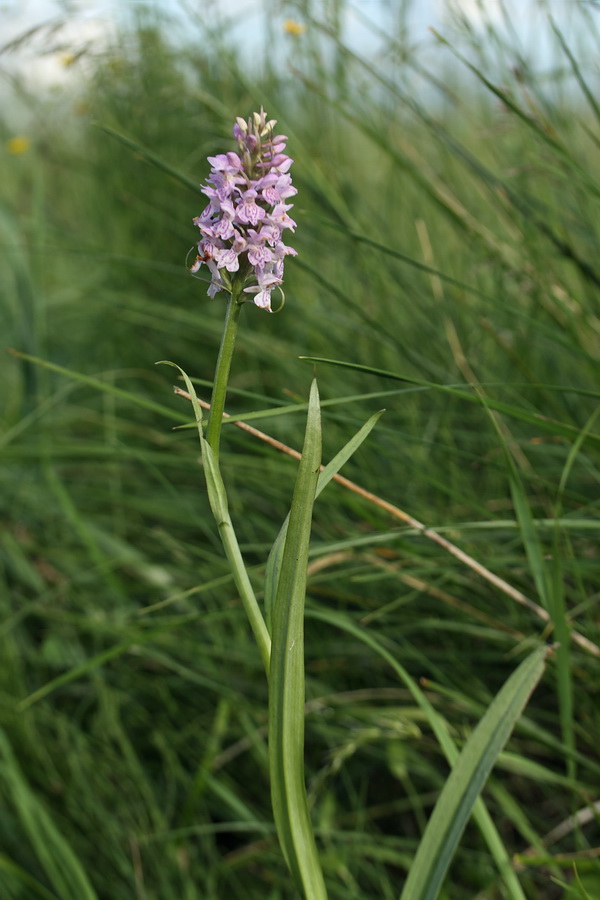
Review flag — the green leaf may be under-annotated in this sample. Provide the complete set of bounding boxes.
[6,350,185,427]
[0,853,60,900]
[399,645,548,900]
[17,639,138,711]
[315,409,384,501]
[0,731,98,900]
[199,425,271,674]
[307,608,528,900]
[95,122,199,192]
[268,379,328,899]
[157,361,271,673]
[299,356,600,448]
[264,519,288,634]
[264,409,384,629]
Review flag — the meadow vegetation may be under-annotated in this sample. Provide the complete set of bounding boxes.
[1,1,599,897]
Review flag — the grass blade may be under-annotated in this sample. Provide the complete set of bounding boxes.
[399,645,548,900]
[94,122,199,192]
[17,639,137,711]
[7,349,184,424]
[0,731,98,900]
[0,853,60,900]
[308,608,529,899]
[300,356,600,447]
[550,18,600,128]
[430,30,600,199]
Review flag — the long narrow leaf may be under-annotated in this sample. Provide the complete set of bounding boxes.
[268,379,327,899]
[486,386,576,777]
[316,409,385,500]
[264,409,384,627]
[0,731,98,900]
[308,608,528,900]
[300,356,600,447]
[94,122,199,192]
[399,645,548,900]
[158,361,271,673]
[7,350,184,424]
[0,854,60,900]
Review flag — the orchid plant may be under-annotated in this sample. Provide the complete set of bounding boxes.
[159,109,548,900]
[165,109,390,899]
[163,109,329,898]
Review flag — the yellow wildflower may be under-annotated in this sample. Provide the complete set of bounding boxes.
[7,136,30,155]
[283,19,306,36]
[60,53,77,67]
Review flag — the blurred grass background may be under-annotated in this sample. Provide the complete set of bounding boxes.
[1,0,599,897]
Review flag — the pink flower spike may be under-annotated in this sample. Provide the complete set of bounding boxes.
[191,109,296,309]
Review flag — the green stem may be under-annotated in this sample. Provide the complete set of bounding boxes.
[199,281,271,672]
[206,282,244,464]
[217,513,271,675]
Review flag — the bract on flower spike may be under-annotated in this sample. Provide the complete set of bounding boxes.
[191,110,297,312]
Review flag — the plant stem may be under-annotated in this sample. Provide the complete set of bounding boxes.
[200,283,271,672]
[206,282,243,464]
[217,512,272,675]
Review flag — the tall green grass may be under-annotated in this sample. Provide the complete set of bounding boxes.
[1,1,599,897]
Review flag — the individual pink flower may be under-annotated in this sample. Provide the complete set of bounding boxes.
[235,190,266,227]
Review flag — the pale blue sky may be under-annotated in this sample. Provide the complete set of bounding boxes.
[1,0,598,92]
